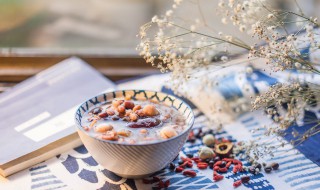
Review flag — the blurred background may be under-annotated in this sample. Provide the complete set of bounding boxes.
[0,0,319,92]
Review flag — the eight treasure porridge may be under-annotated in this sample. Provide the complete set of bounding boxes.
[81,96,187,144]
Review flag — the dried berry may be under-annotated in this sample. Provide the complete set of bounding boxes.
[111,116,120,120]
[213,175,224,181]
[233,180,242,188]
[175,166,184,172]
[218,167,228,173]
[183,170,197,177]
[164,180,170,188]
[178,160,184,165]
[158,180,164,188]
[214,161,222,167]
[169,162,176,170]
[226,161,232,168]
[127,118,161,128]
[220,161,226,168]
[124,101,135,109]
[209,160,215,169]
[197,162,208,169]
[98,112,108,118]
[142,178,151,184]
[180,156,193,162]
[187,162,193,168]
[241,176,250,183]
[153,176,160,182]
[255,163,262,170]
[214,156,221,162]
[264,166,272,173]
[214,142,233,157]
[187,137,196,143]
[92,107,102,114]
[249,166,256,174]
[271,163,279,170]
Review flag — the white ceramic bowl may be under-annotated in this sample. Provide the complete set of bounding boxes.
[75,90,194,178]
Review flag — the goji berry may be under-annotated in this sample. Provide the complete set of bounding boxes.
[179,161,188,168]
[197,162,208,169]
[233,180,242,188]
[214,166,220,171]
[183,170,197,177]
[226,161,232,168]
[187,162,193,168]
[233,165,240,173]
[233,159,242,165]
[214,161,222,167]
[213,175,224,181]
[153,176,160,182]
[180,156,192,163]
[175,166,184,172]
[219,167,228,173]
[222,158,234,162]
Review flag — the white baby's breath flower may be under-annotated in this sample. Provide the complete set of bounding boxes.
[166,10,173,17]
[267,13,274,19]
[221,17,228,24]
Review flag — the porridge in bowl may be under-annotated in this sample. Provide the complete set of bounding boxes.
[81,96,187,144]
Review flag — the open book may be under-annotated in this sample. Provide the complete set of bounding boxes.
[0,57,115,177]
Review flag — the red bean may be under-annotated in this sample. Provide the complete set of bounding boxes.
[127,118,161,128]
[233,180,242,188]
[183,170,197,177]
[187,162,193,168]
[124,101,135,109]
[98,112,108,118]
[106,109,115,116]
[213,175,224,181]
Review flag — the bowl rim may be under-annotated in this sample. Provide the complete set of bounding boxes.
[74,89,195,146]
